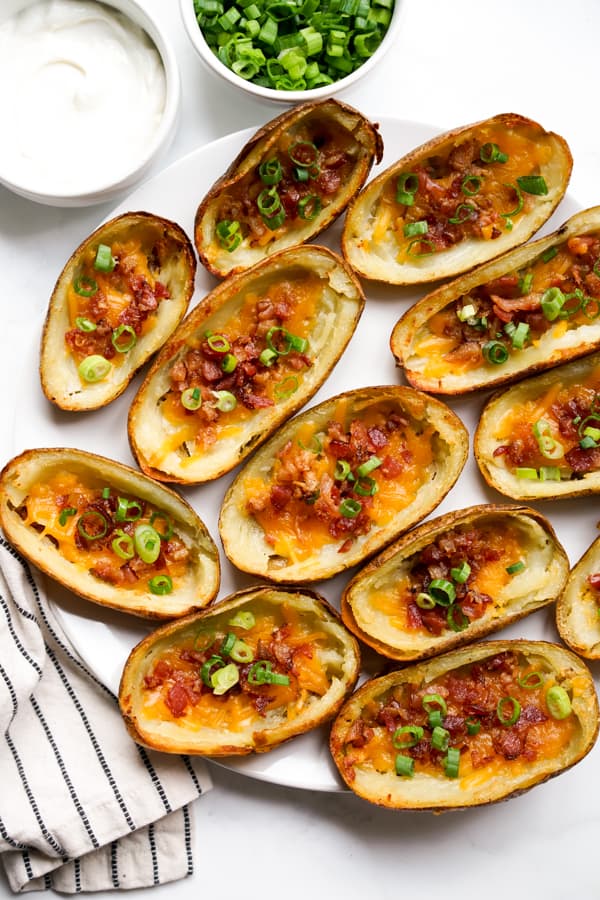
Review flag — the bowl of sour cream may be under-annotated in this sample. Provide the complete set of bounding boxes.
[0,0,180,206]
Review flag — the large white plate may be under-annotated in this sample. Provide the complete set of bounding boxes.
[13,117,591,792]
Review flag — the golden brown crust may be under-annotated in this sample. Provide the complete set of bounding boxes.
[341,504,569,661]
[342,113,572,285]
[391,206,600,394]
[474,350,600,501]
[40,211,196,411]
[194,99,383,277]
[127,245,365,484]
[218,385,468,582]
[118,586,361,755]
[329,640,599,810]
[556,535,600,659]
[0,448,220,618]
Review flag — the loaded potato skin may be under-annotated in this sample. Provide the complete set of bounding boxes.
[219,385,468,583]
[119,586,361,756]
[341,504,569,662]
[329,641,599,810]
[557,535,600,660]
[194,99,383,278]
[128,245,365,484]
[40,212,196,412]
[474,350,600,500]
[391,207,600,395]
[342,113,572,285]
[0,448,220,619]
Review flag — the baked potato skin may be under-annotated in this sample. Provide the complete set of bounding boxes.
[40,211,196,412]
[391,207,600,395]
[194,99,383,278]
[127,245,365,484]
[342,113,572,286]
[474,350,600,501]
[341,504,569,662]
[0,448,220,619]
[329,640,599,811]
[119,586,361,756]
[219,385,469,583]
[557,536,600,659]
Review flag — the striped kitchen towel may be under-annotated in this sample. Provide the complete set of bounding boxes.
[0,537,212,893]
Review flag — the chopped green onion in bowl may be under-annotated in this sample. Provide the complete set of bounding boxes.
[180,0,402,101]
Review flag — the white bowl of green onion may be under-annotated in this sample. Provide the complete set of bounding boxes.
[180,0,402,103]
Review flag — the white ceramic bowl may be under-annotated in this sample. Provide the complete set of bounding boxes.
[0,0,180,207]
[180,0,403,104]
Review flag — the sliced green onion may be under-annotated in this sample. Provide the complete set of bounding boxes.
[201,655,225,687]
[541,286,565,321]
[461,175,483,196]
[518,671,544,690]
[298,195,322,220]
[506,560,525,575]
[259,348,278,367]
[94,243,116,272]
[519,273,533,294]
[579,435,598,450]
[422,694,447,717]
[466,716,480,735]
[403,220,428,238]
[545,685,572,719]
[228,610,256,630]
[428,710,443,729]
[181,387,202,411]
[497,695,521,726]
[111,529,134,560]
[532,418,564,460]
[77,510,108,541]
[111,324,136,354]
[444,747,460,778]
[447,605,469,632]
[229,639,254,663]
[339,498,362,518]
[334,460,352,481]
[541,246,558,263]
[58,507,77,527]
[263,209,286,230]
[356,456,382,477]
[211,662,240,695]
[134,524,161,564]
[516,467,538,480]
[450,561,471,583]
[247,660,290,685]
[212,390,237,412]
[73,275,98,297]
[540,466,561,481]
[273,375,299,400]
[511,321,530,349]
[457,303,477,322]
[220,632,237,656]
[406,237,436,257]
[101,487,111,499]
[148,575,173,595]
[258,157,282,185]
[206,332,231,353]
[216,220,242,252]
[221,353,238,373]
[257,186,282,218]
[392,725,424,749]
[149,512,173,541]
[431,726,450,752]
[517,175,548,195]
[479,142,508,164]
[396,172,419,205]
[415,592,436,610]
[115,498,143,522]
[501,182,524,217]
[193,629,216,652]
[354,475,378,497]
[448,203,477,225]
[428,578,456,606]
[288,140,318,167]
[583,296,600,319]
[394,754,414,777]
[482,340,509,365]
[78,355,111,383]
[75,317,97,332]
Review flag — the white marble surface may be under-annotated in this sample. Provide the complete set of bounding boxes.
[2,0,600,896]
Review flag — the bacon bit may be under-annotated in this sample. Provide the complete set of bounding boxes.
[346,718,375,747]
[480,275,520,299]
[565,444,600,473]
[588,573,600,592]
[165,683,190,718]
[568,235,595,256]
[380,455,403,478]
[406,600,423,630]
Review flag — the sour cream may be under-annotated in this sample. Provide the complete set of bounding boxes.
[0,1,167,197]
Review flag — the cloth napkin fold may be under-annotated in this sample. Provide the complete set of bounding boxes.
[0,537,212,893]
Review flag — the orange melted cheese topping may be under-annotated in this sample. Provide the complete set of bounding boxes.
[379,122,554,257]
[342,652,576,782]
[156,274,322,459]
[142,603,334,731]
[22,470,188,593]
[369,521,523,632]
[245,403,435,562]
[493,364,600,473]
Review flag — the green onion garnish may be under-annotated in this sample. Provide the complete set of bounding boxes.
[482,340,509,365]
[422,694,447,718]
[220,632,237,656]
[532,418,564,459]
[115,498,143,522]
[461,175,483,196]
[339,498,362,518]
[94,243,116,273]
[518,273,533,294]
[448,203,477,225]
[444,747,460,778]
[396,172,419,205]
[431,726,450,752]
[450,561,471,583]
[206,333,230,353]
[392,725,424,749]
[148,575,173,595]
[354,475,378,497]
[334,460,352,481]
[506,561,525,575]
[465,716,480,735]
[447,605,469,632]
[501,182,524,218]
[545,685,572,720]
[496,695,521,726]
[479,142,508,164]
[201,655,225,687]
[517,174,548,195]
[298,195,322,220]
[403,220,428,238]
[58,507,77,527]
[134,524,161,564]
[274,375,299,400]
[78,354,111,383]
[541,246,558,263]
[247,660,290,685]
[229,639,254,663]
[75,317,97,332]
[73,275,98,297]
[77,510,108,541]
[428,578,456,606]
[212,390,237,412]
[228,610,256,630]
[511,321,530,349]
[516,467,538,480]
[111,324,137,354]
[182,387,203,411]
[258,157,282,185]
[416,592,435,609]
[394,754,414,777]
[111,529,135,560]
[356,456,382,477]
[216,220,242,252]
[517,671,544,690]
[541,286,565,321]
[406,237,436,257]
[211,663,240,695]
[221,353,238,373]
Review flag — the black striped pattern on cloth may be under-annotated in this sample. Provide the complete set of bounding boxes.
[0,538,212,893]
